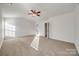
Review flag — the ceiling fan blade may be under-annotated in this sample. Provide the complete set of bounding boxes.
[37,11,40,13]
[30,10,34,12]
[37,14,40,16]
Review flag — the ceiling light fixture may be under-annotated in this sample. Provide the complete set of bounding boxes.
[28,10,41,17]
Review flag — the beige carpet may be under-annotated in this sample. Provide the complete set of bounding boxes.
[0,35,78,56]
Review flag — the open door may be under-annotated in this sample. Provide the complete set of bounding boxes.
[44,22,49,38]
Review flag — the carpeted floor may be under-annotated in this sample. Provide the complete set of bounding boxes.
[0,35,78,56]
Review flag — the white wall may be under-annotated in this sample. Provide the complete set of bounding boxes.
[74,4,79,53]
[38,21,44,36]
[15,18,35,37]
[39,12,75,43]
[49,12,75,43]
[4,17,35,38]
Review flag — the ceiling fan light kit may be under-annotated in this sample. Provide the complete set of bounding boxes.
[28,10,41,17]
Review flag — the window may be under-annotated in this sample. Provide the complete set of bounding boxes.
[5,22,15,37]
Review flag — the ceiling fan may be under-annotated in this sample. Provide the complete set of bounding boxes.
[28,10,41,16]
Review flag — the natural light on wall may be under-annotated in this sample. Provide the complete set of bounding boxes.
[30,23,40,51]
[31,32,40,51]
[5,22,15,37]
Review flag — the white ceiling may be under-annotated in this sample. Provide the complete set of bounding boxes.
[0,3,76,22]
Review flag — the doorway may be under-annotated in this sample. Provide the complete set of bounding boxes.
[44,22,49,38]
